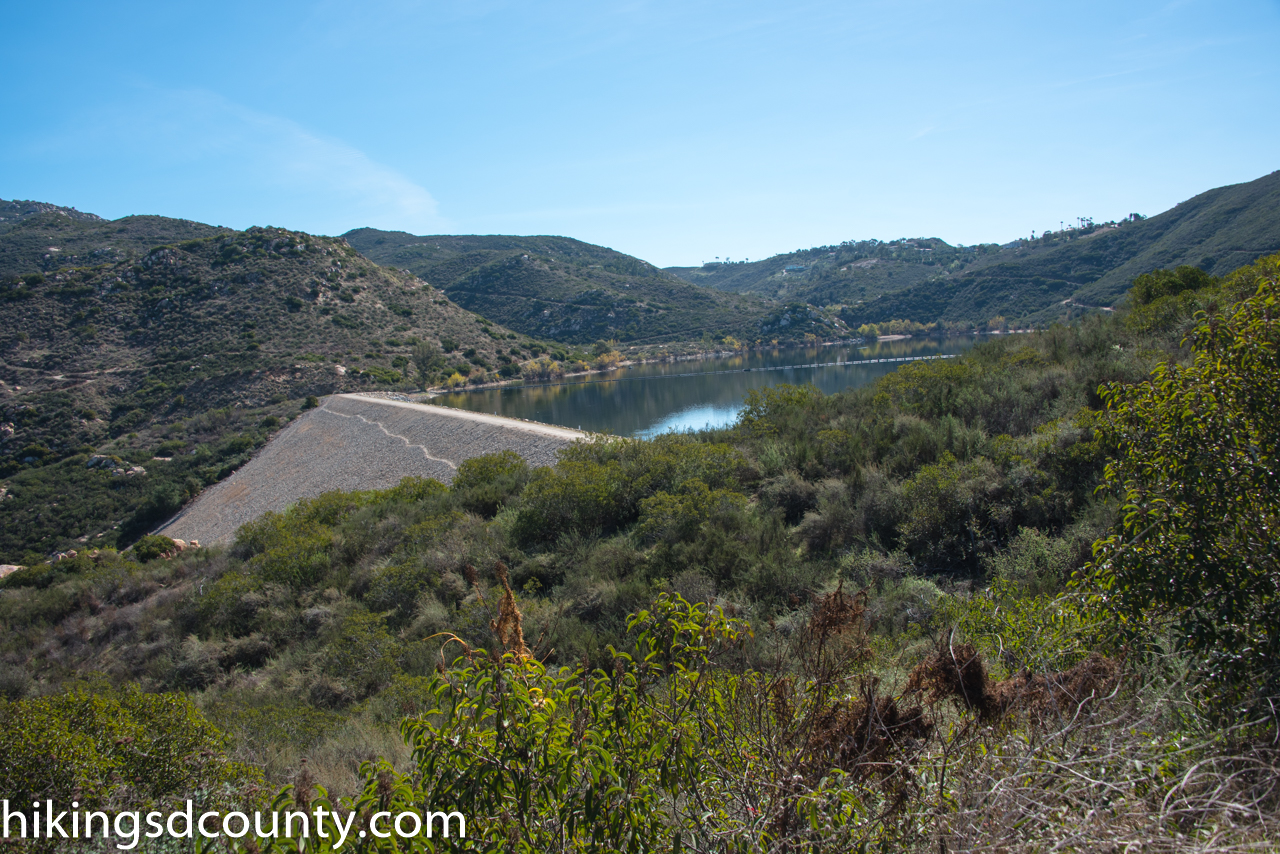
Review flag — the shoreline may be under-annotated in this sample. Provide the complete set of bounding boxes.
[417,336,869,397]
[412,327,1029,398]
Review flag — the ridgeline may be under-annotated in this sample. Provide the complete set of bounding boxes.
[668,169,1280,329]
[343,230,834,345]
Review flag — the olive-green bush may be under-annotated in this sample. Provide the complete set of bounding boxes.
[0,686,261,810]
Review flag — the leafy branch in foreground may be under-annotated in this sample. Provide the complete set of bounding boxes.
[1088,255,1280,712]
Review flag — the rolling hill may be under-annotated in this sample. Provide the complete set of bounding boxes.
[0,209,532,562]
[343,230,816,345]
[668,169,1280,328]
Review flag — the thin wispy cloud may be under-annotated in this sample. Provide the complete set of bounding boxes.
[227,100,446,233]
[19,86,448,235]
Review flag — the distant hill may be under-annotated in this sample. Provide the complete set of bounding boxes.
[668,170,1280,327]
[1068,170,1280,305]
[0,212,530,562]
[344,230,817,345]
[667,237,988,321]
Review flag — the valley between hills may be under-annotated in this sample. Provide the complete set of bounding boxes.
[0,171,1278,850]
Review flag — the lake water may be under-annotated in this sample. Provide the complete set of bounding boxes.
[431,336,979,437]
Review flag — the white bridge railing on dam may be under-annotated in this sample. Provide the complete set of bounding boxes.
[466,353,958,391]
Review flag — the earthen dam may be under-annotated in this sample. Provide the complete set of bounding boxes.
[157,394,585,546]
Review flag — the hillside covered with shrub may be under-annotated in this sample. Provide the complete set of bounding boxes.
[670,169,1280,331]
[345,230,837,346]
[1,253,1276,849]
[0,212,542,562]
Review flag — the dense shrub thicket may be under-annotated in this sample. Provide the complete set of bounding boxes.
[0,687,262,813]
[0,255,1277,849]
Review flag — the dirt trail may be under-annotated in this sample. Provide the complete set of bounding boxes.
[157,394,584,545]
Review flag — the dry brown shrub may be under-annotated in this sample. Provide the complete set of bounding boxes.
[794,587,929,779]
[991,650,1119,721]
[933,690,1280,853]
[905,641,993,718]
[906,640,1119,724]
[803,679,932,780]
[758,586,938,844]
[489,562,528,660]
[797,582,873,683]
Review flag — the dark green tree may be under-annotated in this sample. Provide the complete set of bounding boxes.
[412,341,448,384]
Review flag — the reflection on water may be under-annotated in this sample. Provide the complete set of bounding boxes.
[635,404,745,439]
[432,336,979,437]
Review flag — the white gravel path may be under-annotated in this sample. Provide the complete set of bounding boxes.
[157,394,585,545]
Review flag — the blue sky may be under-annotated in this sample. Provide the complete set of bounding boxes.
[2,0,1278,267]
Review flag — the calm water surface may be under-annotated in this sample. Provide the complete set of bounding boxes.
[432,336,979,437]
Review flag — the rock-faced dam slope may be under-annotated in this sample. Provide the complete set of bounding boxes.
[157,394,584,545]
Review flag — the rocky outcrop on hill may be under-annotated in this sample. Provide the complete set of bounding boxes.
[0,199,105,228]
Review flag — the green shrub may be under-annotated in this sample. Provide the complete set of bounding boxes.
[636,479,746,546]
[935,579,1108,675]
[514,436,751,547]
[132,534,176,562]
[1129,264,1216,305]
[0,687,261,810]
[365,563,440,626]
[121,484,185,542]
[795,479,857,553]
[899,453,1007,570]
[513,459,627,546]
[189,570,265,637]
[739,383,823,436]
[384,476,450,504]
[252,528,332,587]
[211,698,344,752]
[304,595,750,851]
[399,510,465,553]
[984,526,1077,597]
[759,472,817,524]
[452,451,530,517]
[359,365,402,384]
[1088,255,1280,709]
[320,611,400,697]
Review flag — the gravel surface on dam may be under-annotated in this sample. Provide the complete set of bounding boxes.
[158,394,585,546]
